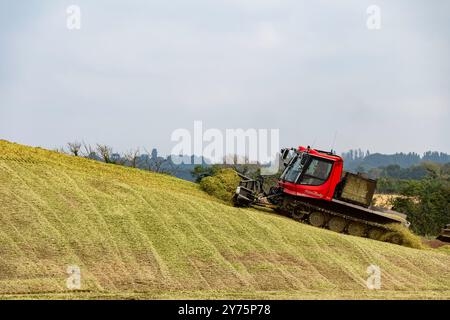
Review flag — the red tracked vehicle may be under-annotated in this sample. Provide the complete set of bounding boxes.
[234,146,409,243]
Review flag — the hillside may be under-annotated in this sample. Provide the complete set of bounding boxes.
[0,140,449,299]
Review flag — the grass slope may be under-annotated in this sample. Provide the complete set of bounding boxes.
[0,140,449,299]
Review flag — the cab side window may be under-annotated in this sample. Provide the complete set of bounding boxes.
[299,158,333,186]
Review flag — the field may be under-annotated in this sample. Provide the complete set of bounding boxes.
[373,194,400,209]
[0,140,449,299]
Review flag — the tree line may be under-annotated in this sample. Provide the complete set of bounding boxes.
[342,149,450,172]
[57,141,177,174]
[375,162,450,236]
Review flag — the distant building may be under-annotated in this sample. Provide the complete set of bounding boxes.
[151,148,158,160]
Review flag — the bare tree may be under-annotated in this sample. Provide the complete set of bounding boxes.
[81,141,97,159]
[220,154,256,176]
[152,157,166,172]
[96,144,113,163]
[67,141,82,156]
[124,148,140,168]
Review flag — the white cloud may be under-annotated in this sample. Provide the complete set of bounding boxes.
[255,22,281,48]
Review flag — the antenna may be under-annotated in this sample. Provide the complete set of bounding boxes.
[331,131,338,154]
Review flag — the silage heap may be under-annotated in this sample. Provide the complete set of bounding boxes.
[199,168,241,203]
[0,140,449,299]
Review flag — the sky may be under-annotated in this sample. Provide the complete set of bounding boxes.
[0,0,449,157]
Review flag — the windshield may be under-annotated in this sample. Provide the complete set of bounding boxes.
[281,154,305,183]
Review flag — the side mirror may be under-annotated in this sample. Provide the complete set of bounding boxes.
[281,148,290,160]
[281,148,292,167]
